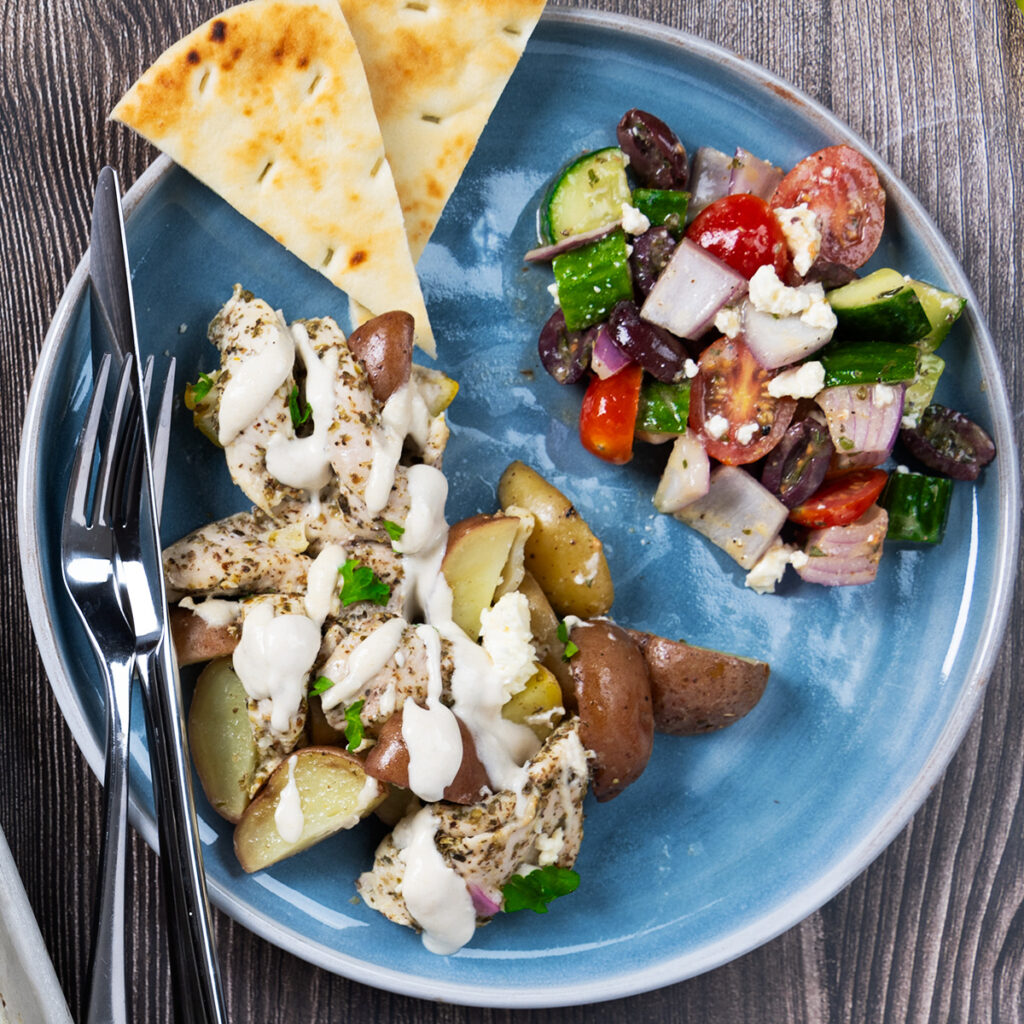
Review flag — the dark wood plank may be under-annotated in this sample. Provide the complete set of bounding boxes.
[1,0,1021,1021]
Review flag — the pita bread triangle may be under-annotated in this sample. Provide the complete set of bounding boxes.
[111,0,436,354]
[337,0,547,262]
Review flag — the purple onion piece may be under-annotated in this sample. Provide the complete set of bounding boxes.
[630,226,677,299]
[525,220,622,263]
[640,238,748,341]
[898,404,996,481]
[817,383,905,456]
[468,884,502,917]
[829,450,889,473]
[616,108,689,189]
[537,308,593,385]
[796,505,888,586]
[741,299,835,369]
[608,300,687,382]
[591,322,634,379]
[761,410,835,507]
[728,147,784,201]
[689,146,734,217]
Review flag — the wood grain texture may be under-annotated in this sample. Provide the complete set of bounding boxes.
[1,0,1021,1021]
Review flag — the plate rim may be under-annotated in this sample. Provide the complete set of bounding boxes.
[17,5,1021,1008]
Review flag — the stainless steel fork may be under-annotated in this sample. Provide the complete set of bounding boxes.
[60,353,139,1024]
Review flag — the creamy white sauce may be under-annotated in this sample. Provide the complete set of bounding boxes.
[395,806,476,955]
[178,596,239,628]
[396,464,448,555]
[232,602,321,733]
[365,383,431,513]
[320,616,408,711]
[274,755,304,843]
[304,543,347,625]
[218,310,295,446]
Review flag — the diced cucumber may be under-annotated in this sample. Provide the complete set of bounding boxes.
[820,341,919,387]
[827,268,931,344]
[880,471,953,543]
[907,279,966,352]
[541,148,631,243]
[630,188,690,237]
[635,379,691,434]
[902,352,945,424]
[552,229,634,331]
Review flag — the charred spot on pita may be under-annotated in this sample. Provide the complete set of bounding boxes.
[209,19,227,42]
[349,250,367,267]
[186,49,201,65]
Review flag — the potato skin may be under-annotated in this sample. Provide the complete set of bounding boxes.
[569,620,653,801]
[497,461,613,619]
[345,310,413,403]
[170,604,238,666]
[628,630,769,735]
[362,708,491,804]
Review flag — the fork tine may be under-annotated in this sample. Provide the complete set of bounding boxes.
[64,354,113,530]
[94,355,137,531]
[150,357,176,522]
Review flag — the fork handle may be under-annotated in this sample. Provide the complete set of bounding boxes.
[85,656,133,1024]
[139,645,228,1024]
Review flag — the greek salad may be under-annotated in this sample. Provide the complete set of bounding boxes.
[526,109,996,592]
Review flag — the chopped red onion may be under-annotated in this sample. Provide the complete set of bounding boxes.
[653,429,711,513]
[640,239,747,340]
[829,449,889,472]
[468,883,502,917]
[817,384,905,457]
[525,220,623,262]
[728,147,784,201]
[796,505,888,586]
[741,299,835,369]
[590,323,633,379]
[689,146,734,217]
[674,465,788,569]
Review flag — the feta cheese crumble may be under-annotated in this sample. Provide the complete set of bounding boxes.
[767,360,825,400]
[773,203,822,276]
[683,358,699,379]
[620,202,651,236]
[748,265,836,332]
[735,421,759,446]
[713,305,743,339]
[744,541,810,595]
[704,413,730,440]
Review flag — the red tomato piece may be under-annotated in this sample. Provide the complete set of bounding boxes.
[688,337,796,465]
[580,364,644,465]
[770,145,886,270]
[685,193,789,279]
[788,469,889,528]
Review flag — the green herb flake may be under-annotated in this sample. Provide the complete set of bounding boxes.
[310,676,335,697]
[383,520,405,542]
[288,384,313,428]
[338,558,391,606]
[343,699,366,752]
[189,372,215,404]
[556,619,580,660]
[501,866,580,914]
[808,545,826,557]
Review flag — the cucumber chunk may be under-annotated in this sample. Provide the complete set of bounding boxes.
[907,279,966,352]
[630,188,690,237]
[902,352,945,424]
[552,229,633,330]
[820,341,919,387]
[828,268,931,344]
[880,471,953,543]
[542,147,631,242]
[635,379,691,434]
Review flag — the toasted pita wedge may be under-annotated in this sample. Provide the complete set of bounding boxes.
[111,0,436,354]
[338,0,547,262]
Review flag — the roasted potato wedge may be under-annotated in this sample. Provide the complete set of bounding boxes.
[501,663,565,742]
[497,461,613,618]
[628,630,770,734]
[344,310,413,404]
[568,620,653,801]
[170,604,239,666]
[234,746,386,873]
[188,657,259,823]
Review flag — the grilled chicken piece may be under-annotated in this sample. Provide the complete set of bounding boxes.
[357,719,589,929]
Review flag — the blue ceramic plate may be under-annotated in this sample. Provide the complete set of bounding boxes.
[19,9,1019,1008]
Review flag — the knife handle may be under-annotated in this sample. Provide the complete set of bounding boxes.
[138,641,228,1024]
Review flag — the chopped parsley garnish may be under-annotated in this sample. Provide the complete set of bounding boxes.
[189,371,215,404]
[288,384,312,427]
[343,699,366,752]
[556,619,579,660]
[338,558,391,606]
[310,676,335,697]
[383,520,405,542]
[501,866,580,914]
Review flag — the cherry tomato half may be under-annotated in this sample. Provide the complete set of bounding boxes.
[788,469,889,528]
[770,145,885,270]
[580,364,644,464]
[685,193,789,279]
[689,336,796,465]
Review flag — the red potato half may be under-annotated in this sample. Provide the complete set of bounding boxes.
[362,707,491,804]
[344,310,414,404]
[628,630,770,735]
[170,604,238,666]
[568,620,654,801]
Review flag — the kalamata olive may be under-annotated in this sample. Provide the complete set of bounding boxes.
[630,226,677,299]
[761,406,835,506]
[898,404,996,481]
[616,108,689,190]
[537,308,593,385]
[607,300,687,382]
[802,260,860,288]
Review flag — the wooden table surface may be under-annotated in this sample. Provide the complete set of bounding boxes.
[3,0,1022,1020]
